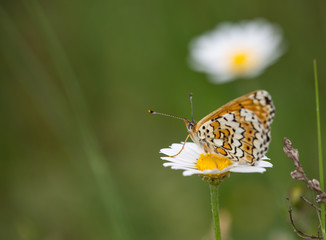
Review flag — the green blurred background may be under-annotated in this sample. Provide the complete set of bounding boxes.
[1,0,326,239]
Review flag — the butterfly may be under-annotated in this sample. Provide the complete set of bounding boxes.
[149,90,275,165]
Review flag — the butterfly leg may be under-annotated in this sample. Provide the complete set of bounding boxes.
[169,134,191,158]
[202,142,212,154]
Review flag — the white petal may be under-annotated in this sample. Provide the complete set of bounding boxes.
[162,162,196,169]
[256,160,273,168]
[262,155,270,160]
[230,166,266,173]
[161,156,195,166]
[160,147,181,156]
[183,169,203,176]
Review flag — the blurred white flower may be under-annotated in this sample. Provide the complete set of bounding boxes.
[160,142,272,177]
[189,19,284,83]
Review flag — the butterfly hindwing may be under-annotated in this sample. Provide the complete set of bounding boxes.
[193,90,275,164]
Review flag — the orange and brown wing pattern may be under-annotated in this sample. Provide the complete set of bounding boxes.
[192,90,275,164]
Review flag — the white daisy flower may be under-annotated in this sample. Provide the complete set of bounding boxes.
[189,19,285,83]
[160,142,272,177]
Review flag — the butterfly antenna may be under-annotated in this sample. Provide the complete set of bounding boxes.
[189,93,194,122]
[148,110,187,122]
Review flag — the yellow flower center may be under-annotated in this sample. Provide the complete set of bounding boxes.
[196,153,233,177]
[233,53,248,65]
[230,51,256,74]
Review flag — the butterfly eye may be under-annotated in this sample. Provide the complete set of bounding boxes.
[186,121,196,131]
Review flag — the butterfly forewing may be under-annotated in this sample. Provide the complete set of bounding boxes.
[192,90,275,165]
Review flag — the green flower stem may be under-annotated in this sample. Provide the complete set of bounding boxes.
[313,60,325,239]
[210,183,222,240]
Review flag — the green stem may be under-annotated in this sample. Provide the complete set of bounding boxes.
[313,59,325,239]
[210,184,222,240]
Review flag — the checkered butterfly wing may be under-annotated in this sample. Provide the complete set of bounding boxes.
[193,90,275,164]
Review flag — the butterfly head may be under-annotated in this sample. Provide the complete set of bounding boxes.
[184,119,197,133]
